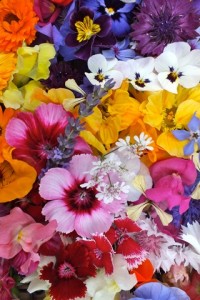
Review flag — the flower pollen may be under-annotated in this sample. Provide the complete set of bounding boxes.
[75,16,101,42]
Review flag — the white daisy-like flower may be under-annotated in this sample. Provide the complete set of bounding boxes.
[155,42,200,94]
[134,132,154,151]
[173,245,200,273]
[85,54,124,89]
[127,57,162,91]
[116,133,154,159]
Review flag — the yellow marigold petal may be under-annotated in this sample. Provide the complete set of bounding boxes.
[0,52,16,92]
[84,107,103,133]
[0,148,37,202]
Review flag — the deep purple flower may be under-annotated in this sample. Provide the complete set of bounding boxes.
[80,0,137,38]
[131,0,200,56]
[41,60,87,88]
[65,7,116,60]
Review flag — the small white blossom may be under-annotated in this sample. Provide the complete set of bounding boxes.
[96,181,129,204]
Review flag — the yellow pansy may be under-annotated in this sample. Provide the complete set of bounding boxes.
[83,86,141,150]
[140,86,200,157]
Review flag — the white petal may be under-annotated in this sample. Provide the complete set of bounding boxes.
[155,52,178,73]
[88,54,107,73]
[164,42,191,59]
[105,70,124,89]
[157,72,179,93]
[179,65,200,88]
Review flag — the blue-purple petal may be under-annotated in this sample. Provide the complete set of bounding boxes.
[172,130,190,141]
[184,140,195,156]
[188,113,200,131]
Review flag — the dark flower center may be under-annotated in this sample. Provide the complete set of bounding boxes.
[4,13,19,24]
[150,11,180,44]
[67,186,98,212]
[58,262,76,279]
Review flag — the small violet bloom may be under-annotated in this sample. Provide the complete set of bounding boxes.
[129,282,190,300]
[102,38,136,61]
[173,113,200,156]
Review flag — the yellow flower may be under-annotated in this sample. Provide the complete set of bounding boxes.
[0,52,16,95]
[15,44,56,81]
[84,86,141,150]
[0,80,42,110]
[0,147,37,202]
[140,86,200,157]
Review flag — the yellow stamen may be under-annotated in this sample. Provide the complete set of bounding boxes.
[75,16,101,42]
[105,7,115,15]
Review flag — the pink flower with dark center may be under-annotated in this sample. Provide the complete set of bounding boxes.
[39,154,124,237]
[5,103,91,173]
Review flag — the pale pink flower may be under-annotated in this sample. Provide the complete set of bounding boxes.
[0,207,57,274]
[39,154,124,237]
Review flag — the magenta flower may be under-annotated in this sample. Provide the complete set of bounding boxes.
[5,103,90,173]
[39,154,124,237]
[145,158,197,213]
[34,0,61,26]
[0,207,57,274]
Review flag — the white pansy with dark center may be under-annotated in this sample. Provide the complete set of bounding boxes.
[85,53,124,89]
[155,42,200,94]
[127,57,162,91]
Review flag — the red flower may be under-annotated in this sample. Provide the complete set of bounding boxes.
[82,234,114,274]
[106,218,147,269]
[40,241,96,300]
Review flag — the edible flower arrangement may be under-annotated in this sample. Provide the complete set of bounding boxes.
[1,0,200,299]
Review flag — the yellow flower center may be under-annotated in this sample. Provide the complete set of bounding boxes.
[95,73,105,82]
[17,230,23,243]
[0,161,15,187]
[75,16,101,43]
[105,7,115,15]
[162,106,177,130]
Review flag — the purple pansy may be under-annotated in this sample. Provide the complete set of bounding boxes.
[80,0,138,38]
[173,113,200,156]
[131,0,200,56]
[65,7,116,60]
[129,282,190,300]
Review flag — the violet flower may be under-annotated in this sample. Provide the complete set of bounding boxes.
[65,7,116,60]
[172,113,200,156]
[131,0,200,56]
[129,282,190,300]
[80,0,138,38]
